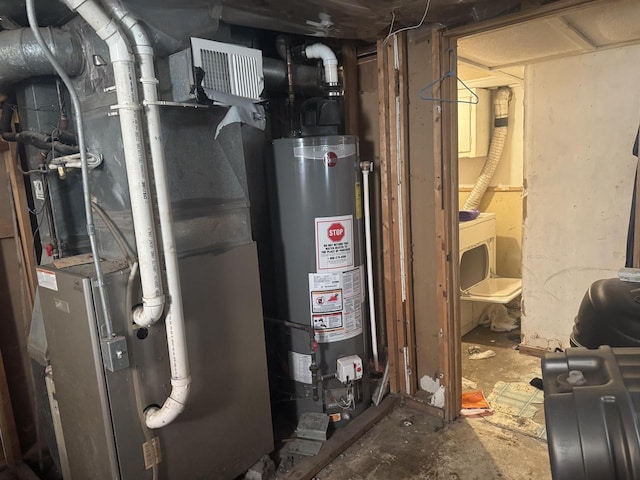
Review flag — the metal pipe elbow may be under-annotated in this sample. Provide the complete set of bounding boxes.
[145,376,191,429]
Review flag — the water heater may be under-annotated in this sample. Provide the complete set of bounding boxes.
[271,135,370,425]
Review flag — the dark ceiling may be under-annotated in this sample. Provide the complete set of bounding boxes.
[3,0,547,41]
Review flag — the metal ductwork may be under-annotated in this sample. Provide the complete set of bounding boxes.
[0,27,83,92]
[263,57,322,96]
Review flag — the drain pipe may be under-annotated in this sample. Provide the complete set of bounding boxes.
[302,43,339,87]
[462,87,512,211]
[60,0,165,328]
[361,161,379,372]
[103,0,191,429]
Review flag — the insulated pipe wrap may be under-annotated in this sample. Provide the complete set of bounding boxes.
[462,87,512,211]
[0,28,83,90]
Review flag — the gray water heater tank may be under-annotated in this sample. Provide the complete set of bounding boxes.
[271,135,370,425]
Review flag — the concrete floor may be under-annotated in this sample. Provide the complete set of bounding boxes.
[316,326,551,480]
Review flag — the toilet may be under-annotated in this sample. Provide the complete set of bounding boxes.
[459,213,522,335]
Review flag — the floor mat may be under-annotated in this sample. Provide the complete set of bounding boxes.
[486,381,547,440]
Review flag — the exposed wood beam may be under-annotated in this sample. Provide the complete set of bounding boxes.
[546,16,596,51]
[432,30,462,422]
[377,38,401,393]
[377,32,416,395]
[342,42,359,136]
[3,142,36,304]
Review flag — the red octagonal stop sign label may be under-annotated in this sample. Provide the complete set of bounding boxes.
[327,223,345,242]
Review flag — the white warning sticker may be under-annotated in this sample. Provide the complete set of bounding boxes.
[308,266,364,343]
[311,289,343,313]
[33,180,45,201]
[288,350,312,384]
[342,267,361,298]
[315,215,353,271]
[309,272,341,290]
[313,313,343,330]
[36,268,58,291]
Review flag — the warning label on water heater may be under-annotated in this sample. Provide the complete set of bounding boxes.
[315,215,353,271]
[309,266,363,343]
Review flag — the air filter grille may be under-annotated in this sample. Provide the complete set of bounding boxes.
[191,38,263,101]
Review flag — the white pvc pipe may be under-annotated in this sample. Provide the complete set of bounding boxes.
[305,43,339,85]
[463,87,511,211]
[361,162,379,372]
[62,0,165,328]
[103,0,191,429]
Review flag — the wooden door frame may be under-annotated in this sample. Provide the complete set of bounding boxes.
[434,0,605,419]
[377,32,416,397]
[376,0,608,421]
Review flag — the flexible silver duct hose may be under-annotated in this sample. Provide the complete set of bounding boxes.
[0,27,83,92]
[462,87,512,211]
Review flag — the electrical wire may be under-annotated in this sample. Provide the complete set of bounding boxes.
[27,0,115,337]
[91,200,136,267]
[383,0,432,45]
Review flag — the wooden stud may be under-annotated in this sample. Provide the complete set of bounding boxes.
[431,31,449,418]
[441,35,462,423]
[392,33,416,396]
[377,33,416,395]
[342,42,359,137]
[377,38,401,393]
[3,142,36,304]
[430,30,462,422]
[385,37,404,394]
[0,350,21,466]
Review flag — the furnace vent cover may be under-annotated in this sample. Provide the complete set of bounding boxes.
[191,38,264,101]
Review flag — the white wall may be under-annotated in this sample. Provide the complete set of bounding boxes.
[521,44,640,350]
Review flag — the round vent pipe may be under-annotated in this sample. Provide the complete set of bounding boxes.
[0,27,83,93]
[463,87,512,211]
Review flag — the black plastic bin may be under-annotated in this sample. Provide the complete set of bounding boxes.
[542,346,640,480]
[571,278,640,348]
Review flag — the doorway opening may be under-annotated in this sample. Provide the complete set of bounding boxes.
[453,0,640,442]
